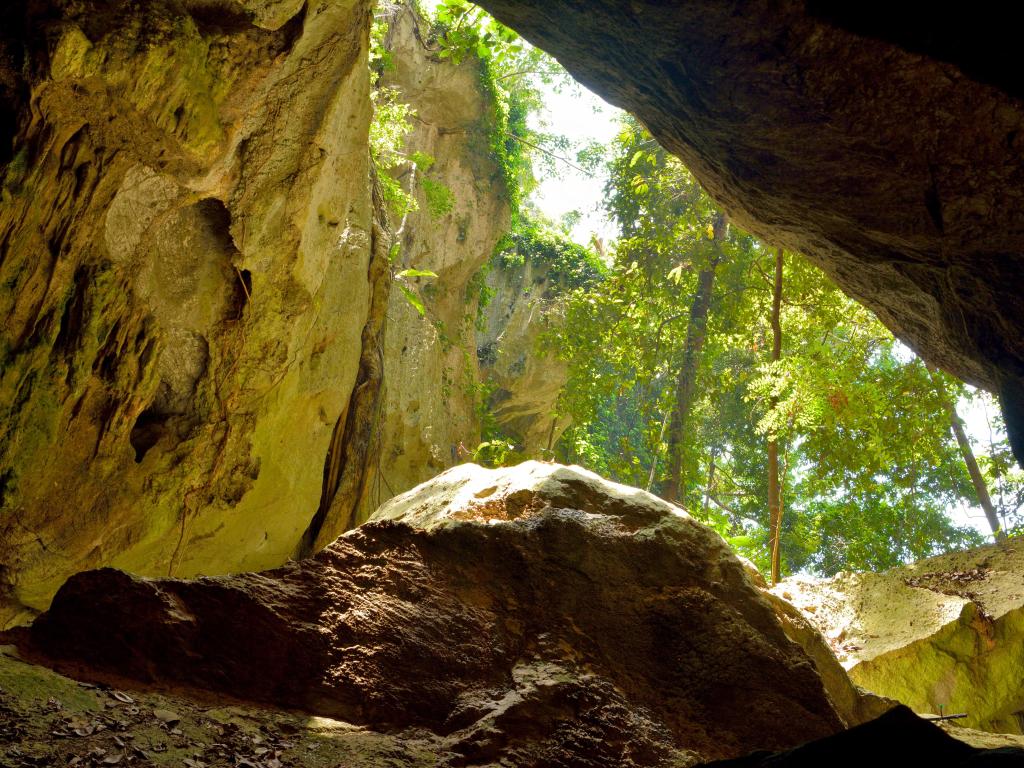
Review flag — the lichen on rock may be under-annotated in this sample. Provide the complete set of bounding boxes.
[0,0,377,625]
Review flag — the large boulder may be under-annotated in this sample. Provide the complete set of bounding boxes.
[772,539,1024,733]
[472,0,1024,462]
[14,462,846,765]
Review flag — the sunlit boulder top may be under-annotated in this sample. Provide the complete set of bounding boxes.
[368,460,690,531]
[774,538,1024,667]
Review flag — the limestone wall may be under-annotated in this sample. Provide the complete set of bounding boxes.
[0,0,377,625]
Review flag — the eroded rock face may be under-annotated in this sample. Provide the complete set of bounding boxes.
[478,250,572,456]
[371,7,512,509]
[17,463,845,765]
[474,0,1024,462]
[0,0,377,625]
[773,540,1024,733]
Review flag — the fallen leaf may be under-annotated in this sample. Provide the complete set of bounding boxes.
[153,708,181,725]
[111,691,134,704]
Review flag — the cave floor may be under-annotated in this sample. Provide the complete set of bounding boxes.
[3,644,1024,768]
[0,646,445,768]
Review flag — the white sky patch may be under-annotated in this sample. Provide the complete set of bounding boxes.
[527,78,623,246]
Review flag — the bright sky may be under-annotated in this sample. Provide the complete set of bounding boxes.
[526,79,623,245]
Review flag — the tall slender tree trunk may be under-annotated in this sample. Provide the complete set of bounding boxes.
[928,370,1006,541]
[767,248,784,585]
[663,213,728,504]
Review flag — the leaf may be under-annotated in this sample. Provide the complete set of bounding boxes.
[111,690,134,704]
[629,150,644,167]
[152,708,181,725]
[399,285,426,317]
[396,268,438,279]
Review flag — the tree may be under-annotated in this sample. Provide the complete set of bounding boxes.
[553,120,996,578]
[766,248,784,584]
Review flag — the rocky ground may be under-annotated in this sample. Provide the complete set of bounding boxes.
[772,539,1024,733]
[2,463,1022,766]
[0,644,446,767]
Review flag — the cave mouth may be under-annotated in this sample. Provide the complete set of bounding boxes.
[0,0,1022,764]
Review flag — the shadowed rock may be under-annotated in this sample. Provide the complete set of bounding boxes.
[19,463,844,765]
[696,705,1024,767]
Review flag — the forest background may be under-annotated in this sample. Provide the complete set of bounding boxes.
[379,0,1024,582]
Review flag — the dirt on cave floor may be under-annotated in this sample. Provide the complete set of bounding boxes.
[3,642,1023,768]
[0,645,445,768]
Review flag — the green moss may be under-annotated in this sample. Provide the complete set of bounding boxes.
[495,217,606,292]
[850,604,1024,733]
[421,176,455,218]
[0,647,103,713]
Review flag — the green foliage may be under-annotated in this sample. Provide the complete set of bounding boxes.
[472,438,520,468]
[496,216,606,292]
[421,176,455,218]
[426,0,576,214]
[370,86,418,221]
[552,116,1000,577]
[394,269,437,319]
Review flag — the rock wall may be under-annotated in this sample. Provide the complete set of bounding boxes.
[368,7,510,511]
[772,540,1024,734]
[0,0,571,624]
[367,7,571,515]
[0,0,378,626]
[478,249,571,455]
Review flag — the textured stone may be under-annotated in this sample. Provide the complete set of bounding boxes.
[370,7,512,509]
[368,6,573,512]
[0,0,377,625]
[473,0,1024,461]
[773,539,1024,733]
[478,250,572,456]
[14,462,846,765]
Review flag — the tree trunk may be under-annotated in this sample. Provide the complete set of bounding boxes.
[767,248,784,585]
[928,370,1006,541]
[703,452,716,519]
[663,213,728,504]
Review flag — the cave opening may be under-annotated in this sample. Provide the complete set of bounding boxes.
[1,0,1023,764]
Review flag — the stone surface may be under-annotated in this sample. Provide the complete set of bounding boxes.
[474,0,1024,461]
[12,462,847,765]
[759,588,895,729]
[368,7,571,511]
[697,705,1024,767]
[773,539,1024,733]
[370,6,512,510]
[0,0,378,625]
[478,249,572,456]
[0,0,575,624]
